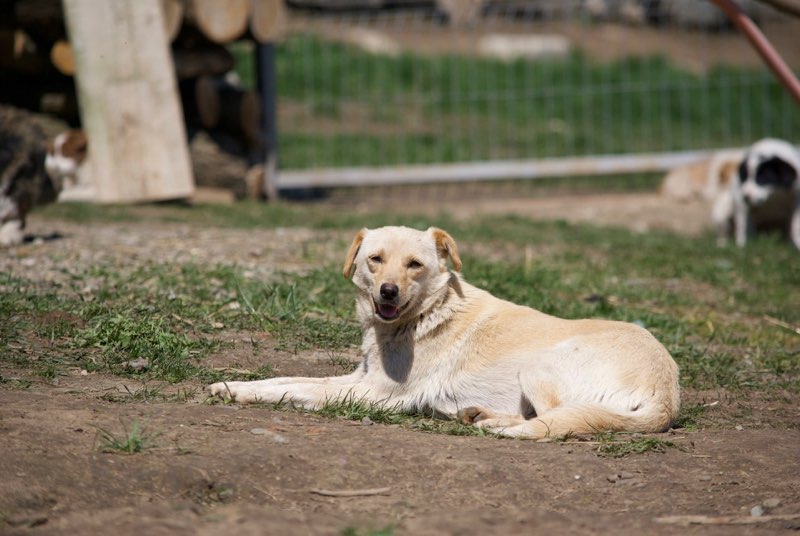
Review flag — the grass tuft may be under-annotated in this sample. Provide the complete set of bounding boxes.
[341,526,395,536]
[317,394,405,425]
[96,420,155,454]
[593,432,679,458]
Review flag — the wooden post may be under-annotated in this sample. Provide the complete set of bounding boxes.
[63,0,194,203]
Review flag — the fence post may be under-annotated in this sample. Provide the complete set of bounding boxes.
[256,42,279,201]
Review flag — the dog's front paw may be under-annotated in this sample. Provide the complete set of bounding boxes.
[208,381,233,400]
[207,381,263,403]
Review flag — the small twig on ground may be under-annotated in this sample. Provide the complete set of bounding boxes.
[309,487,391,497]
[655,513,800,526]
[763,315,800,335]
[212,367,253,374]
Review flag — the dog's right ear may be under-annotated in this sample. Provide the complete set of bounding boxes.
[342,228,367,279]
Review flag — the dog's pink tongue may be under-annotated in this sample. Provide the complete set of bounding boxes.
[378,304,399,318]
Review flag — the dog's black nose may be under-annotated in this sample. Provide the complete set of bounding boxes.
[380,283,399,300]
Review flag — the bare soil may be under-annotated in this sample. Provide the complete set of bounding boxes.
[2,198,799,535]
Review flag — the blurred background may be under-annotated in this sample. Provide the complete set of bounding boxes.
[2,0,799,203]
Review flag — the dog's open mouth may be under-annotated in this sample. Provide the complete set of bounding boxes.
[374,301,404,321]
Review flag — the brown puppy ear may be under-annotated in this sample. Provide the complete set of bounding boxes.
[342,228,367,279]
[429,227,462,272]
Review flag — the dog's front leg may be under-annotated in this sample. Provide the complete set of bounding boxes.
[734,204,750,247]
[791,201,800,250]
[221,366,365,387]
[208,379,376,409]
[711,190,734,247]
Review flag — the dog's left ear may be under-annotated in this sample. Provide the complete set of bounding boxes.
[429,227,462,272]
[342,228,367,279]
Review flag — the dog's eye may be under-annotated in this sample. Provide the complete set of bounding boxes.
[369,255,383,264]
[408,259,423,269]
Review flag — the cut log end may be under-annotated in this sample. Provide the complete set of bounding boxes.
[187,0,251,43]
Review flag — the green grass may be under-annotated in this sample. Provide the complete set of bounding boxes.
[316,395,488,437]
[5,202,800,439]
[594,433,679,458]
[73,313,217,382]
[229,35,800,169]
[341,526,394,536]
[96,420,155,454]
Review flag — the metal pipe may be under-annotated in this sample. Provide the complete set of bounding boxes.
[278,150,728,189]
[710,0,800,105]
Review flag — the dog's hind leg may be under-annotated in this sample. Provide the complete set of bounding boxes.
[473,404,636,439]
[457,406,526,428]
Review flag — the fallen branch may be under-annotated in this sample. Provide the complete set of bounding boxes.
[310,487,391,497]
[655,513,800,526]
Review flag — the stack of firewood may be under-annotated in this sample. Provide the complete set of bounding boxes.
[1,0,284,157]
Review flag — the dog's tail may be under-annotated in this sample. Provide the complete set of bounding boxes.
[489,401,678,440]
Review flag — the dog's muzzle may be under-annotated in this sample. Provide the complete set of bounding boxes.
[375,283,402,320]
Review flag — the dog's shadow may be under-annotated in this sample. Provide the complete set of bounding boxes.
[23,232,65,244]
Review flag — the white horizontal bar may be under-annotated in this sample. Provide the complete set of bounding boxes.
[277,149,732,190]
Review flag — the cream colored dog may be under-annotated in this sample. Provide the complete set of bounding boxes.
[209,226,680,439]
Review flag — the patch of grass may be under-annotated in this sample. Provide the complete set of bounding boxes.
[316,394,406,425]
[235,274,361,353]
[673,403,708,432]
[73,313,216,383]
[96,420,156,454]
[326,350,359,375]
[341,526,395,536]
[185,480,235,505]
[409,415,489,437]
[593,432,679,458]
[0,375,32,389]
[100,383,164,403]
[316,396,488,437]
[36,364,58,381]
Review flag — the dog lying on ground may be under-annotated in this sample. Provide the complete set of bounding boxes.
[712,138,800,249]
[209,226,680,439]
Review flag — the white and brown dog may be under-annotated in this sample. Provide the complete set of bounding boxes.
[209,226,680,439]
[712,138,800,249]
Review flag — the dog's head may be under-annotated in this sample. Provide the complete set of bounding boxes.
[737,138,799,206]
[45,130,88,188]
[343,226,462,324]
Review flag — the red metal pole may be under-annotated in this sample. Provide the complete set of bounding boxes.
[710,0,800,105]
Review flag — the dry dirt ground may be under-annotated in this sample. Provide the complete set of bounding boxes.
[2,195,800,535]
